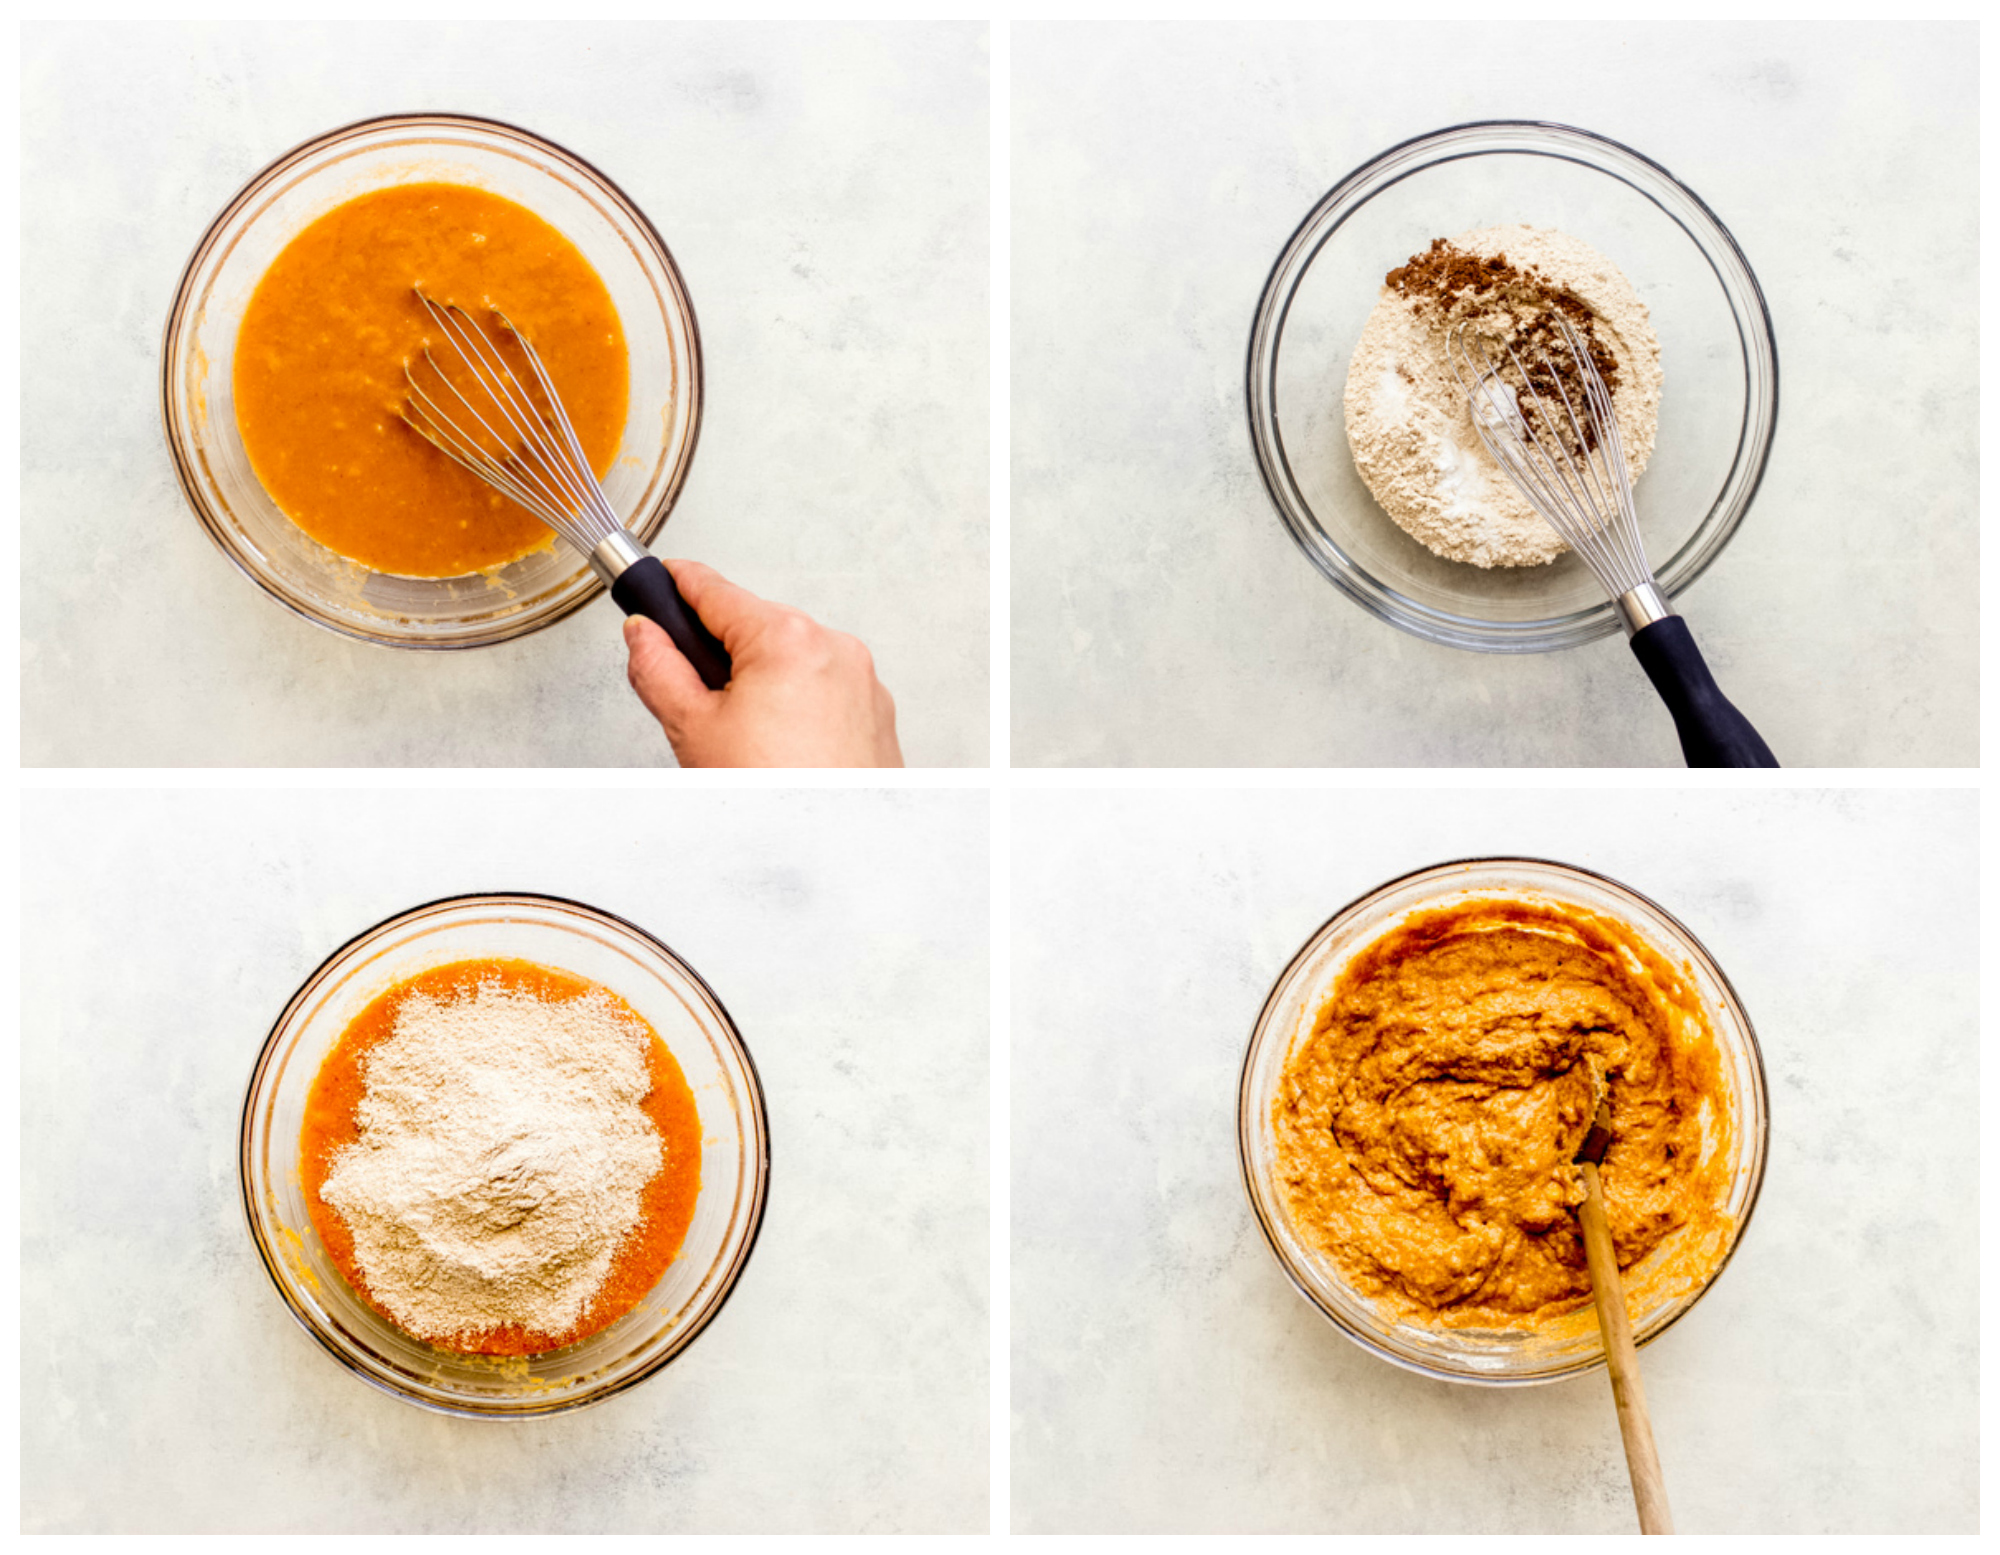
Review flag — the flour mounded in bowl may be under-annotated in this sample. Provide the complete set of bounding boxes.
[302,958,702,1356]
[1343,224,1663,568]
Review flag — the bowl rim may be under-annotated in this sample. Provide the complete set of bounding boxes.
[1237,853,1770,1386]
[1245,117,1781,654]
[161,109,706,652]
[239,888,771,1419]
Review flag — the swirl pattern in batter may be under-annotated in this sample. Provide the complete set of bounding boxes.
[1273,898,1732,1329]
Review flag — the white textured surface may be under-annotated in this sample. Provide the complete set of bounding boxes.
[1012,23,1977,766]
[22,22,988,767]
[1011,788,1976,1532]
[21,789,989,1532]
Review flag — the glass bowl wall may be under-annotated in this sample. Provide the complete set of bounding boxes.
[1247,121,1778,653]
[1239,857,1767,1385]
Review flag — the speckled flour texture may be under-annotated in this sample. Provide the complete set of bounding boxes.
[319,983,662,1344]
[1343,224,1663,567]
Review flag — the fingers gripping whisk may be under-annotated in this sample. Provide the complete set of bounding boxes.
[401,290,624,556]
[1446,315,1657,609]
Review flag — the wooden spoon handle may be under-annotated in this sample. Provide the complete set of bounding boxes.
[1579,1159,1675,1535]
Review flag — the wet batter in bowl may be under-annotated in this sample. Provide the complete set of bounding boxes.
[233,183,628,578]
[1272,899,1732,1329]
[301,959,700,1356]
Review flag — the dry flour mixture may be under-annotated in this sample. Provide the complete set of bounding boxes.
[305,960,703,1354]
[1343,224,1663,568]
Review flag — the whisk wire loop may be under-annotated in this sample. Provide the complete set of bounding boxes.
[1447,316,1654,602]
[405,357,564,518]
[401,290,622,555]
[491,304,614,530]
[407,302,549,486]
[1509,331,1636,587]
[1551,313,1650,589]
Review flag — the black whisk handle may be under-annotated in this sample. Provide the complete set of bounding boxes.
[612,556,733,690]
[1628,615,1778,768]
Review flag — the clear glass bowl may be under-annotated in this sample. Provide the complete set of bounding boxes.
[1247,121,1779,653]
[1238,857,1768,1386]
[162,113,703,650]
[241,893,768,1417]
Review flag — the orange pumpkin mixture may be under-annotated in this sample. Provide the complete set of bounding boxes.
[301,959,701,1356]
[1273,898,1733,1329]
[233,183,628,578]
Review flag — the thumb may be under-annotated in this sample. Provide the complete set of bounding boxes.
[662,558,777,654]
[623,613,713,734]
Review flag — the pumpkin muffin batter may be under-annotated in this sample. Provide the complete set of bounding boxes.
[233,183,628,578]
[300,959,701,1356]
[1273,899,1731,1329]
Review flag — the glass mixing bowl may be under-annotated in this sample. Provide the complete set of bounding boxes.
[1239,857,1767,1385]
[241,893,768,1418]
[1247,121,1779,653]
[163,113,703,649]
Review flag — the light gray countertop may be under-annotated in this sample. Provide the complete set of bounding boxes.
[21,789,989,1532]
[1011,23,1977,767]
[1010,787,1977,1531]
[22,22,989,767]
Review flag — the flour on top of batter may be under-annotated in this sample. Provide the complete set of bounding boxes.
[1343,224,1663,568]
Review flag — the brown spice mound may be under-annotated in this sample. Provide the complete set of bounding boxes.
[1386,237,1622,450]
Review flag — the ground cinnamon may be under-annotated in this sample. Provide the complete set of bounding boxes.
[1387,236,1622,448]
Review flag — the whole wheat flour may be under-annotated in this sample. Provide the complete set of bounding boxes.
[1343,224,1663,568]
[319,980,663,1345]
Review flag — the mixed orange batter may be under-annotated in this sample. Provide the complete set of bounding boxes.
[233,183,628,578]
[301,959,701,1356]
[1273,899,1732,1329]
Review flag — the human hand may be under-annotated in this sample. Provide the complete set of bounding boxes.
[622,560,904,768]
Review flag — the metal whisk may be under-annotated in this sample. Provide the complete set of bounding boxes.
[402,290,730,689]
[1447,315,1775,767]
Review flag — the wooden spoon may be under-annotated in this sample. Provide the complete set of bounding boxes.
[1577,1096,1675,1534]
